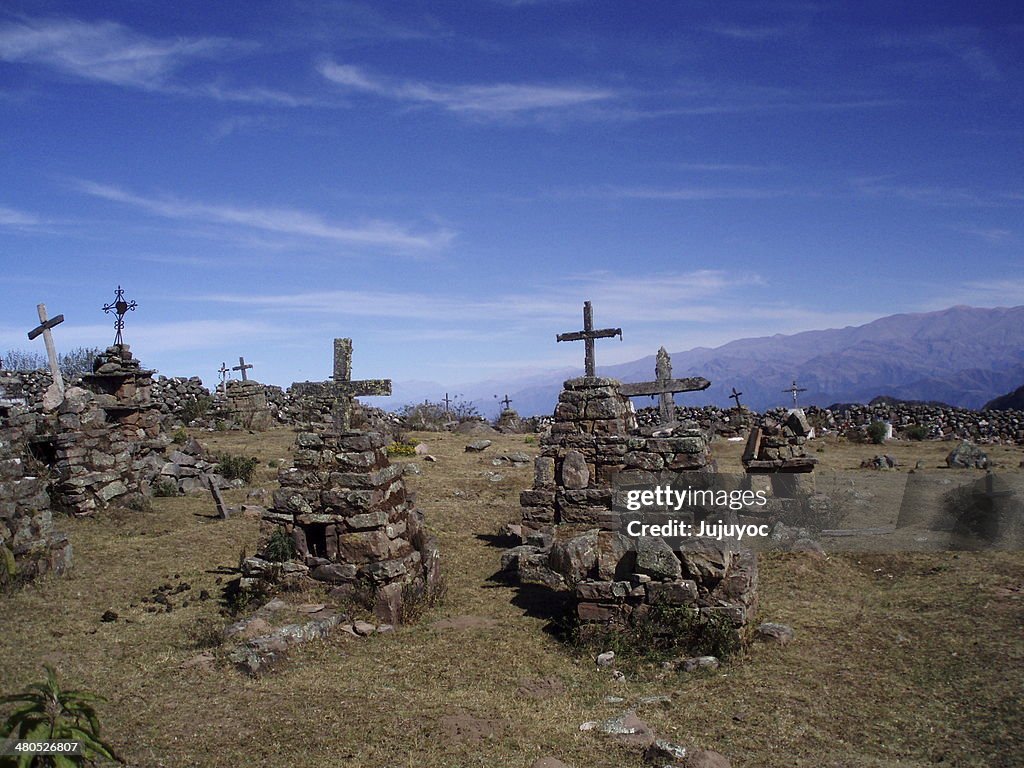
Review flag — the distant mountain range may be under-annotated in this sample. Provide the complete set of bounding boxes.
[388,305,1024,416]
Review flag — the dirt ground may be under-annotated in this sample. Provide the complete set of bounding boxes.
[1,426,1022,767]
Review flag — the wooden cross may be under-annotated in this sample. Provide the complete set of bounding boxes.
[233,356,253,381]
[556,300,621,377]
[619,347,710,424]
[291,338,392,433]
[218,362,229,394]
[783,379,807,407]
[500,394,513,411]
[729,387,743,409]
[27,303,65,394]
[443,393,453,413]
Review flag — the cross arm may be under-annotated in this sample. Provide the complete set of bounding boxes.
[27,314,64,340]
[556,327,622,342]
[619,377,711,397]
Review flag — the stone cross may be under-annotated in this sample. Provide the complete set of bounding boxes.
[443,393,453,413]
[291,338,392,433]
[783,379,808,407]
[500,394,513,411]
[27,303,65,395]
[730,387,743,409]
[556,300,622,377]
[233,356,253,381]
[619,347,710,425]
[218,362,229,394]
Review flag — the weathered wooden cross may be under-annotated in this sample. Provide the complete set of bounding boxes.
[233,356,253,381]
[619,346,710,425]
[783,379,807,407]
[27,303,65,394]
[556,300,622,377]
[729,387,743,409]
[500,394,513,411]
[443,393,453,413]
[291,338,392,433]
[218,362,230,394]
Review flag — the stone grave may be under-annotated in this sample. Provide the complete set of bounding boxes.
[224,379,273,431]
[510,302,757,638]
[259,339,441,623]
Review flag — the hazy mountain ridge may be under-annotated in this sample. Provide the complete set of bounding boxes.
[489,305,1024,416]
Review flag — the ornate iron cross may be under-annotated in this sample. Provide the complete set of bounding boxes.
[101,286,137,347]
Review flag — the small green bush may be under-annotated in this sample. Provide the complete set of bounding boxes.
[903,424,929,441]
[263,529,296,562]
[153,479,179,498]
[386,441,418,457]
[0,665,121,765]
[216,454,259,483]
[181,396,213,423]
[867,421,888,445]
[171,427,188,444]
[214,419,227,432]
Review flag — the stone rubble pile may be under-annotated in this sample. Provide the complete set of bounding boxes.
[150,376,210,425]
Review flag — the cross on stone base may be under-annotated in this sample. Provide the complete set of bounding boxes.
[500,394,512,411]
[619,347,710,425]
[291,338,392,433]
[730,387,743,409]
[556,300,621,377]
[27,303,65,395]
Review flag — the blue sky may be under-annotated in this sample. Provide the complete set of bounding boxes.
[1,1,1021,398]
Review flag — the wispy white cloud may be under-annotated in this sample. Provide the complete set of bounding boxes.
[551,184,799,201]
[72,180,455,251]
[0,17,306,105]
[850,175,1021,207]
[920,278,1024,310]
[318,60,617,115]
[0,205,42,227]
[705,24,804,41]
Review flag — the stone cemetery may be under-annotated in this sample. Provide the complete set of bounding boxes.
[1,293,1022,768]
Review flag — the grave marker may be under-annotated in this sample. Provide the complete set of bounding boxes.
[27,303,65,395]
[619,347,710,425]
[556,300,622,377]
[292,338,391,433]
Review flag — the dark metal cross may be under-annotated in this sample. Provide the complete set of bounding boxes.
[443,393,453,413]
[233,356,253,381]
[619,346,710,425]
[556,300,622,377]
[291,338,391,433]
[101,285,137,347]
[500,394,513,411]
[729,387,743,409]
[783,379,808,407]
[27,303,65,394]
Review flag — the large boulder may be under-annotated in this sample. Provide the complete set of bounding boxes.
[946,441,989,469]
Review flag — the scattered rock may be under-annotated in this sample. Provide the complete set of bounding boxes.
[680,656,720,673]
[595,650,616,667]
[598,711,655,749]
[100,610,118,623]
[946,441,989,469]
[181,651,216,672]
[682,748,732,768]
[755,622,794,646]
[352,620,376,636]
[464,440,493,452]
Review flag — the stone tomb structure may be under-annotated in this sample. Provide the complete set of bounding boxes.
[224,379,273,431]
[51,344,164,515]
[0,380,71,584]
[514,308,758,635]
[742,409,817,474]
[264,339,440,623]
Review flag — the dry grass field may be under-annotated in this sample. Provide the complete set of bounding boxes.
[2,427,1022,767]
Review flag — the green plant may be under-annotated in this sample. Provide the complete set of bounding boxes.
[180,396,213,424]
[216,454,259,484]
[152,479,179,498]
[524,436,536,445]
[569,600,740,665]
[0,544,17,588]
[386,441,418,457]
[0,665,121,766]
[263,529,296,563]
[903,424,929,441]
[214,420,227,432]
[867,421,888,445]
[399,573,448,623]
[171,427,188,445]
